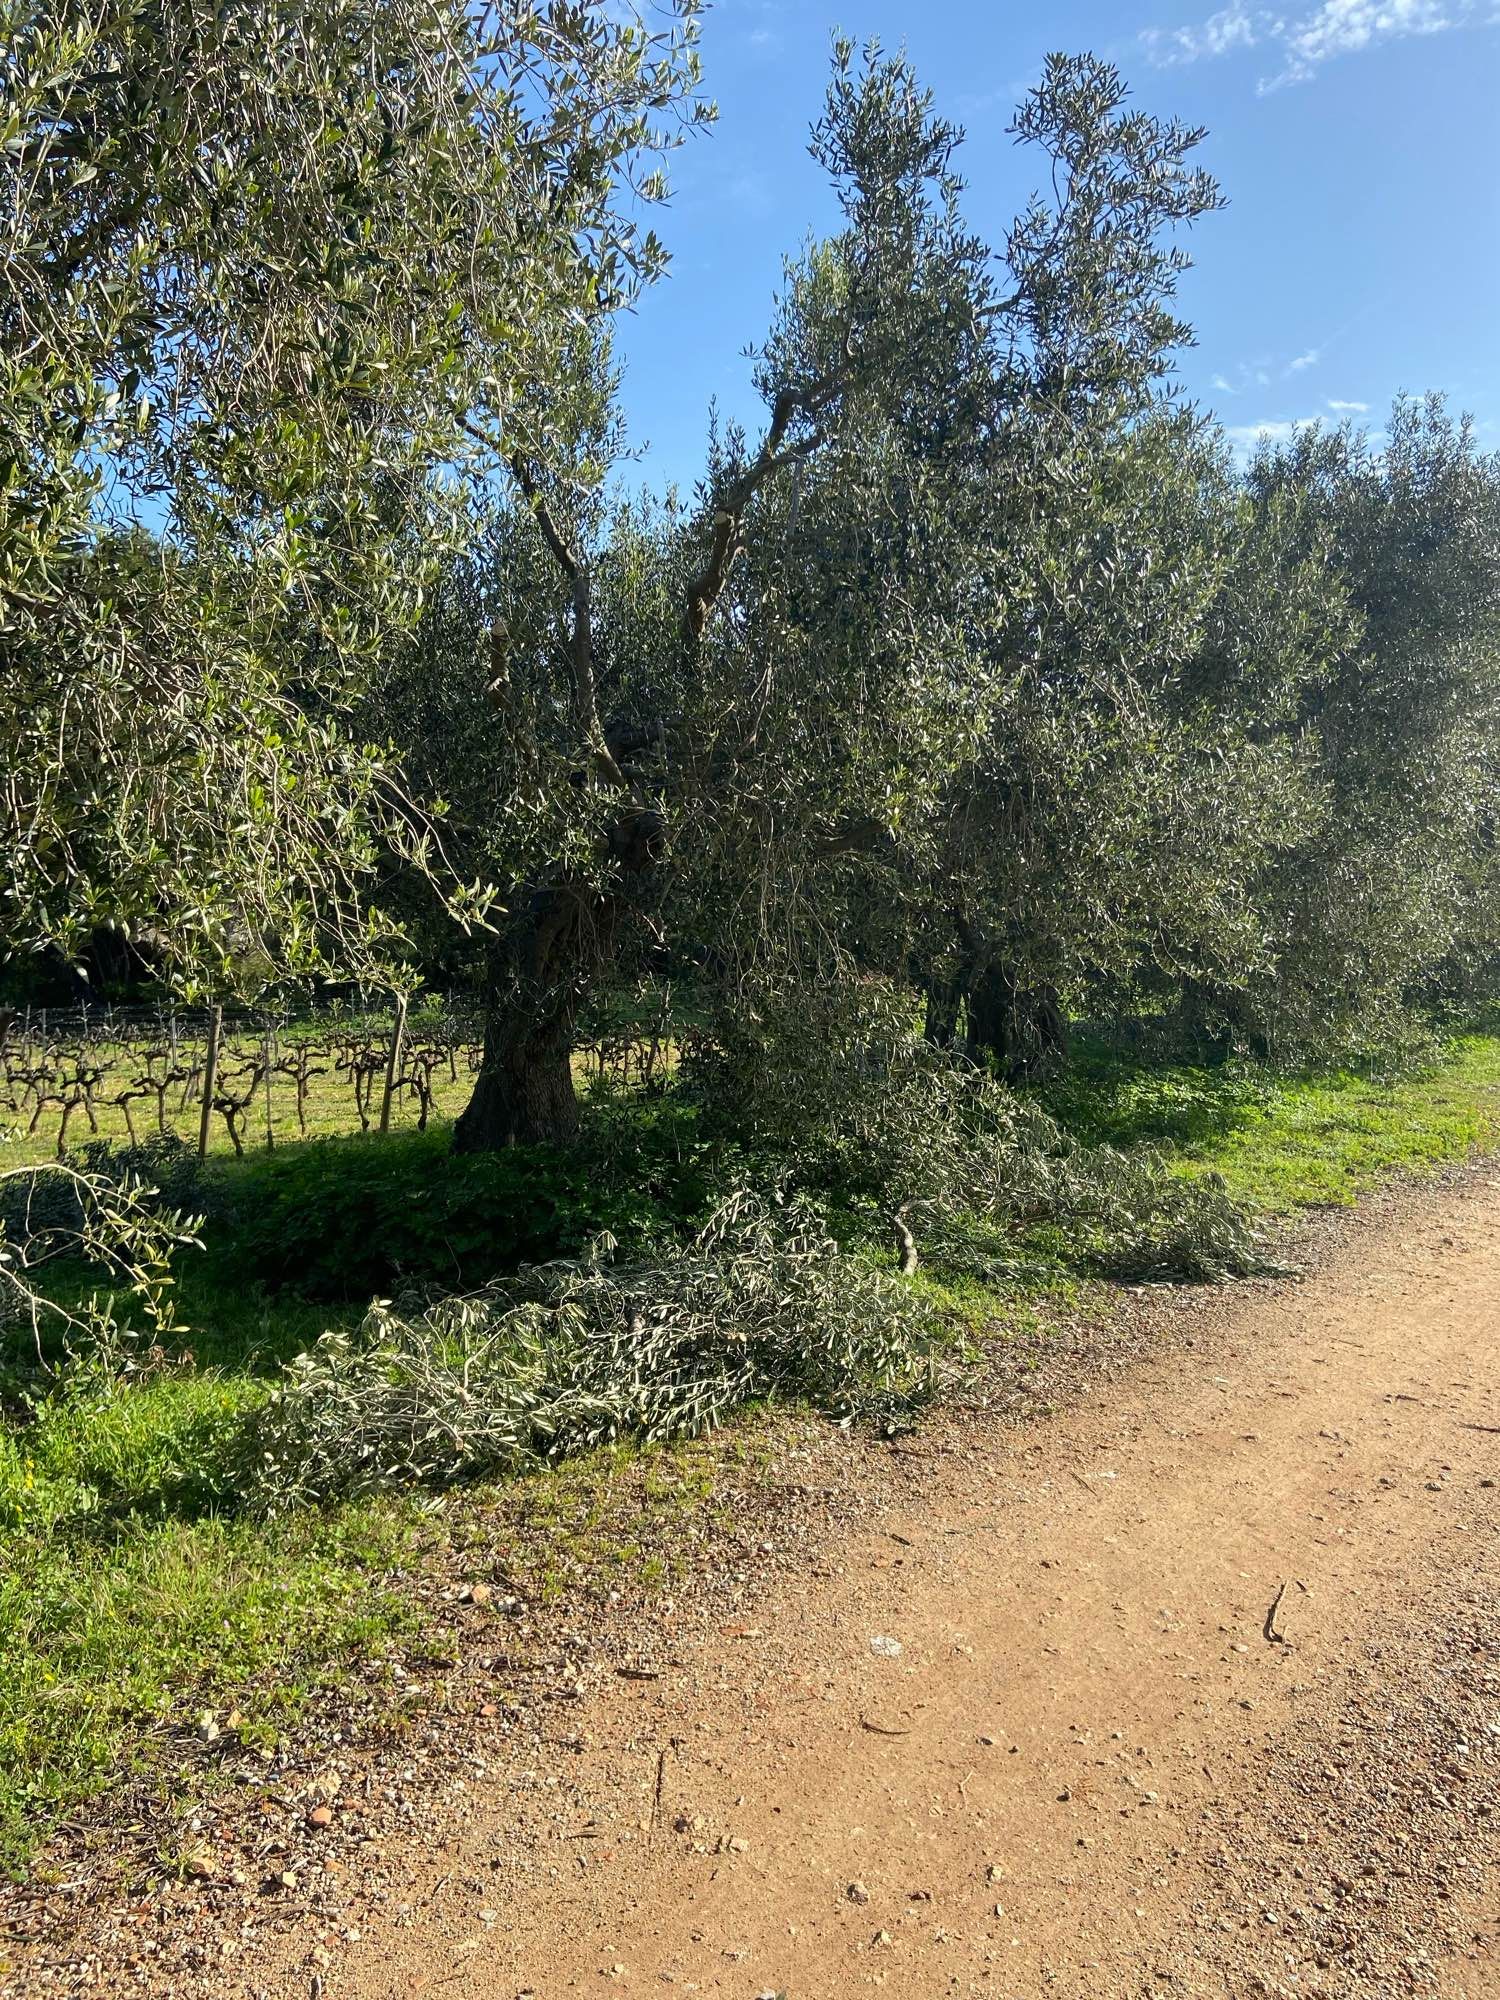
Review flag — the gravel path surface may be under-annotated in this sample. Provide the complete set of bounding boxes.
[8,1169,1499,1998]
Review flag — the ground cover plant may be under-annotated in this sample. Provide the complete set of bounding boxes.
[1045,1028,1500,1209]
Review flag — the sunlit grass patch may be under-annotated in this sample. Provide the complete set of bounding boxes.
[1045,1031,1500,1212]
[0,1491,416,1877]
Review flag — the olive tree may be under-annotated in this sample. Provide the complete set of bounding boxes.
[1211,396,1500,1055]
[687,57,1260,1079]
[388,41,1006,1147]
[0,0,708,995]
[915,409,1353,1076]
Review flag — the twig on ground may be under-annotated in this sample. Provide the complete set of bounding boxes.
[650,1748,667,1838]
[1264,1579,1291,1644]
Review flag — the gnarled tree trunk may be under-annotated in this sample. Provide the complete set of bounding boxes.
[452,880,596,1152]
[965,959,1068,1082]
[453,809,664,1152]
[460,338,835,1155]
[453,993,581,1149]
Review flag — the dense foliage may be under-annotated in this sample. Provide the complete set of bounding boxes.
[1,0,707,990]
[377,45,1500,1154]
[4,27,1500,1485]
[7,21,1500,1893]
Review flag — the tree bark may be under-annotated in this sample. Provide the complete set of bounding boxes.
[923,978,964,1049]
[453,992,581,1150]
[452,881,592,1151]
[452,809,664,1151]
[965,961,1068,1082]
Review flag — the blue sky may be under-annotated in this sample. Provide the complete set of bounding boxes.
[616,0,1500,490]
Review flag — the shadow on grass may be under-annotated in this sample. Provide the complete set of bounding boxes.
[1037,1033,1278,1153]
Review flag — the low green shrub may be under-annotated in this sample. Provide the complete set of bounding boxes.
[0,1137,209,1244]
[682,984,1268,1283]
[213,1118,714,1302]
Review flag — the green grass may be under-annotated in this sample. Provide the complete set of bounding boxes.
[1044,1029,1500,1211]
[2,1028,1498,1878]
[0,1400,417,1875]
[2,1027,476,1166]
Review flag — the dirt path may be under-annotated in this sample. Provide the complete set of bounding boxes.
[11,1177,1498,2000]
[286,1175,1499,2000]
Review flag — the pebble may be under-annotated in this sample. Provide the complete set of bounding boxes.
[847,1881,871,1905]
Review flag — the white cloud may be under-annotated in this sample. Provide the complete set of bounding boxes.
[1275,0,1465,84]
[1223,414,1324,461]
[1141,2,1260,62]
[1327,397,1370,411]
[1209,347,1327,396]
[1226,416,1322,443]
[1140,0,1495,88]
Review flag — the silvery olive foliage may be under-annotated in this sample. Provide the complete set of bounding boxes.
[1,0,708,993]
[383,47,1276,1143]
[1219,396,1500,1056]
[0,1145,201,1367]
[4,18,1498,1515]
[682,983,1266,1284]
[247,1191,948,1507]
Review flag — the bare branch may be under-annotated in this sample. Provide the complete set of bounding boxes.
[682,363,844,646]
[505,446,583,582]
[499,448,628,789]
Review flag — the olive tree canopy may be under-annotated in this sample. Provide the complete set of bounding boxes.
[1,0,708,992]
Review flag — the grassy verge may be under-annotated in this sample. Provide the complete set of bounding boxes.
[1044,1029,1500,1209]
[3,1030,1498,1876]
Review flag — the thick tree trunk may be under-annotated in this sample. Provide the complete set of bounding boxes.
[965,961,1068,1082]
[451,876,593,1152]
[452,997,580,1150]
[452,809,664,1152]
[923,978,964,1049]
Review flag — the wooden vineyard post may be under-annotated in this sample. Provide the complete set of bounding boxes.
[378,993,408,1135]
[197,1004,222,1160]
[263,1020,276,1151]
